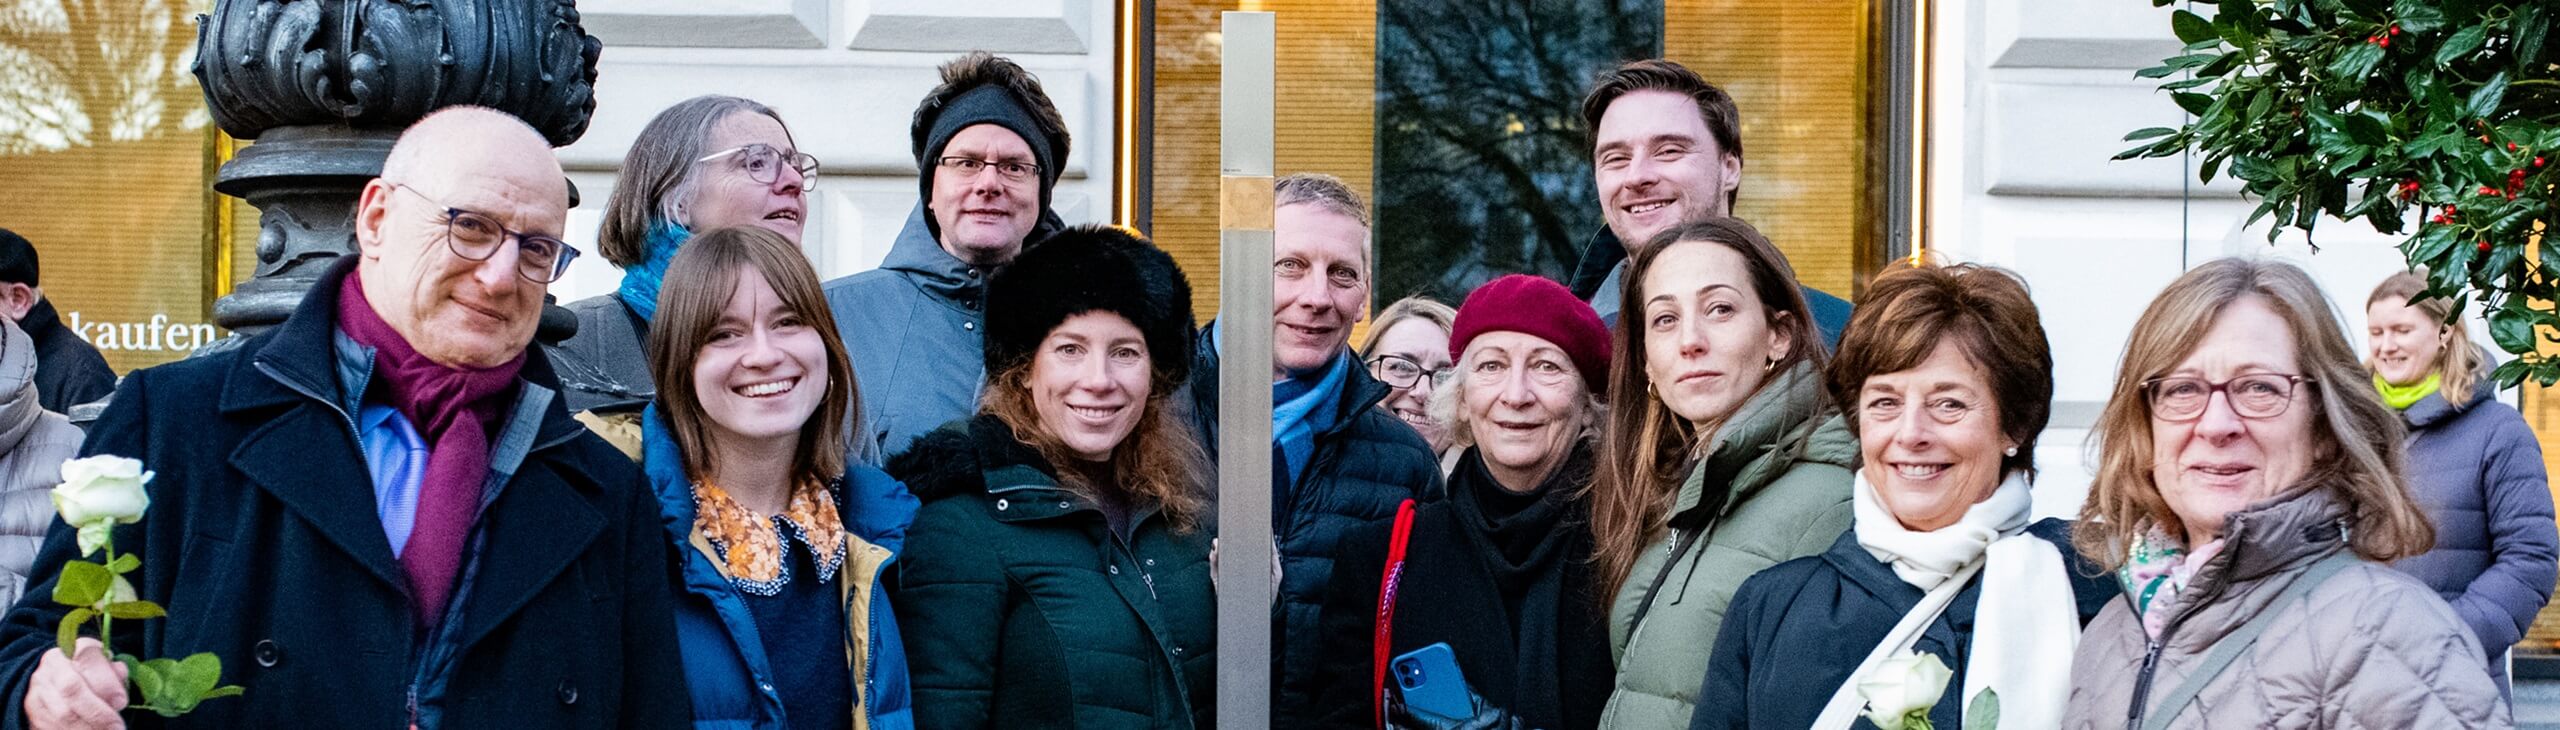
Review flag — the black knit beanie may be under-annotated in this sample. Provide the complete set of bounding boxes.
[984,225,1196,386]
[917,85,1063,239]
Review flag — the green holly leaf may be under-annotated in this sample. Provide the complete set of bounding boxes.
[2490,357,2534,388]
[2436,25,2488,66]
[2173,10,2219,45]
[2489,301,2540,354]
[52,561,108,609]
[54,608,91,658]
[2326,42,2386,83]
[2467,72,2508,119]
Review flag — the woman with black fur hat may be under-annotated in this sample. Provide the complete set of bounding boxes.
[886,224,1216,730]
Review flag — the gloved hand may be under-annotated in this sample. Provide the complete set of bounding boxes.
[1386,683,1533,730]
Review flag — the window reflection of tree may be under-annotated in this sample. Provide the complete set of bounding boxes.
[0,0,203,155]
[1374,0,1656,305]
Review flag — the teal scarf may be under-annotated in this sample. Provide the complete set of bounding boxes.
[617,220,690,321]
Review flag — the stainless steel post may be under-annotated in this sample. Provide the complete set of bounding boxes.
[1215,10,1277,729]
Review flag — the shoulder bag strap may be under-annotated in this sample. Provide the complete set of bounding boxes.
[1372,499,1419,730]
[2137,551,2359,730]
[1810,558,1988,730]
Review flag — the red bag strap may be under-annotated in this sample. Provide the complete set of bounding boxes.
[1371,498,1419,730]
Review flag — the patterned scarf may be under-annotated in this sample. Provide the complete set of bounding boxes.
[694,477,849,596]
[2117,528,2228,639]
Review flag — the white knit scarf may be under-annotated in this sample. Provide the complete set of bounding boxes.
[1849,472,2078,730]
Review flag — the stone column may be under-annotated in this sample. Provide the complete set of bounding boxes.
[193,0,602,340]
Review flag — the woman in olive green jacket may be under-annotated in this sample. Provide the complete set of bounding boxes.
[1588,219,1855,729]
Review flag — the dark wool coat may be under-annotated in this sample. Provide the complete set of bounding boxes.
[20,299,112,414]
[886,415,1215,730]
[1689,519,2114,730]
[1181,327,1445,727]
[0,260,690,729]
[2389,371,2557,690]
[1312,448,1614,730]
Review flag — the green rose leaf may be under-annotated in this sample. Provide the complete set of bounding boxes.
[105,553,138,575]
[123,653,234,717]
[102,600,165,620]
[53,560,109,609]
[54,608,91,657]
[1965,688,2002,730]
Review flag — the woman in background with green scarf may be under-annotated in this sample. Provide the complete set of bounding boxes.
[2363,270,2556,700]
[548,95,820,457]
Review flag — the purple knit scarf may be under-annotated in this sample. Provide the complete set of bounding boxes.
[336,273,524,629]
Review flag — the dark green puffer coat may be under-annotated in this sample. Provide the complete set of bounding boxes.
[886,415,1217,730]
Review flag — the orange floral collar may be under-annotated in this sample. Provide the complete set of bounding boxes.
[694,477,847,596]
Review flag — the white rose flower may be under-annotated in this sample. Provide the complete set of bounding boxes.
[1858,649,1954,730]
[52,455,153,555]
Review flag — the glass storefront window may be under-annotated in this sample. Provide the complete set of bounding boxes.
[0,0,238,373]
[1145,0,1894,317]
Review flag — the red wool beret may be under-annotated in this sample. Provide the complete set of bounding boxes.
[1448,274,1611,393]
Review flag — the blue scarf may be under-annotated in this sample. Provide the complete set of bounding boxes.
[1272,351,1351,488]
[617,220,691,322]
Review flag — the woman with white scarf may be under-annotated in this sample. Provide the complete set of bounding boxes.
[1689,264,2115,730]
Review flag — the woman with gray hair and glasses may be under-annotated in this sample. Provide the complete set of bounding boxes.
[548,95,820,457]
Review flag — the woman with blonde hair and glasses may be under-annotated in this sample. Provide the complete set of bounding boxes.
[1358,295,1460,467]
[2063,258,2506,728]
[2363,270,2555,696]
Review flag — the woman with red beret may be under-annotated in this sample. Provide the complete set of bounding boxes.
[1312,274,1616,729]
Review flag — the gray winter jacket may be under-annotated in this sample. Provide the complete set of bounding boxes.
[0,320,84,608]
[2389,368,2556,691]
[2063,486,2509,729]
[546,294,654,415]
[827,206,1060,461]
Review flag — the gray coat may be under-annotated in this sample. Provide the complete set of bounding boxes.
[0,320,79,608]
[2063,486,2509,729]
[2390,369,2556,689]
[545,295,654,415]
[826,206,1059,461]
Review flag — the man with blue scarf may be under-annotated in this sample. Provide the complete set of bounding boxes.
[1185,173,1444,728]
[824,52,1071,463]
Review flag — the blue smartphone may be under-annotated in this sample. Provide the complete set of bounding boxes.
[1390,642,1472,721]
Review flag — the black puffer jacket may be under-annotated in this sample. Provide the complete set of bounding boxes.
[1183,327,1444,726]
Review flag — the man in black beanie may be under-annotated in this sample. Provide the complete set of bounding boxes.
[825,51,1073,461]
[0,229,112,413]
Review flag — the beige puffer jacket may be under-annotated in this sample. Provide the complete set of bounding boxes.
[2064,485,2510,729]
[0,318,85,607]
